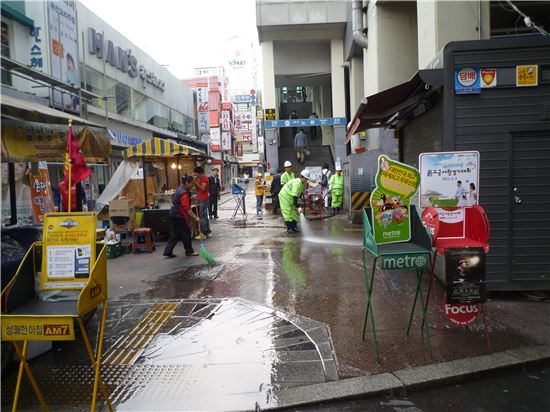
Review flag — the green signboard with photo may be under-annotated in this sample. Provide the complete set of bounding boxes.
[370,155,420,245]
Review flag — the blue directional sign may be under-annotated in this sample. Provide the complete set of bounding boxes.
[265,117,347,129]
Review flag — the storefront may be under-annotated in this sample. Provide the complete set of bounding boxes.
[348,35,550,291]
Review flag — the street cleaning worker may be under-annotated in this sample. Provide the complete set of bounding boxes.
[281,160,295,187]
[254,172,267,216]
[329,165,344,214]
[278,169,310,233]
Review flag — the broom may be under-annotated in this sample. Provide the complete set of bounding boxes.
[197,226,218,265]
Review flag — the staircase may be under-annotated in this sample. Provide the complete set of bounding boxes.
[278,144,333,169]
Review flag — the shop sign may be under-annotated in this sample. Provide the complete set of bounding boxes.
[198,112,209,132]
[242,133,252,142]
[48,1,80,110]
[210,128,221,152]
[221,132,232,151]
[265,108,276,121]
[236,142,243,157]
[29,26,44,69]
[30,162,55,224]
[445,247,486,304]
[41,213,97,290]
[2,316,75,341]
[380,253,430,270]
[419,151,479,208]
[221,110,231,132]
[109,130,142,146]
[370,155,420,245]
[221,102,232,111]
[516,65,538,87]
[197,87,209,110]
[480,69,497,88]
[234,94,250,102]
[442,298,480,326]
[265,117,347,129]
[88,27,165,91]
[454,67,480,94]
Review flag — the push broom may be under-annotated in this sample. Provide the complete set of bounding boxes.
[197,226,218,265]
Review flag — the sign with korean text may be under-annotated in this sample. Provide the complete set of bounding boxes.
[234,94,251,102]
[30,162,55,224]
[516,65,538,87]
[419,151,479,208]
[48,0,80,111]
[370,155,420,244]
[2,316,75,341]
[221,110,231,132]
[198,111,209,132]
[445,247,486,304]
[454,67,480,94]
[221,132,232,151]
[265,117,347,129]
[480,69,497,88]
[29,26,44,69]
[197,87,209,111]
[236,142,243,157]
[41,213,96,290]
[210,128,221,152]
[265,108,276,121]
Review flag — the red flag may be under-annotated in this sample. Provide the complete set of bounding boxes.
[63,123,92,186]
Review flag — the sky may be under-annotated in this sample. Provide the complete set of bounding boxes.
[80,0,259,79]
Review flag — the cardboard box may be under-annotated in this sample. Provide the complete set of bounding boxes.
[109,199,135,232]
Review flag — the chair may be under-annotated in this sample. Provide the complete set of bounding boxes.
[132,227,156,253]
[1,213,112,412]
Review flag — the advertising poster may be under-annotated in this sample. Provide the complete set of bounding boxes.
[419,151,479,208]
[445,247,486,304]
[30,161,55,224]
[516,65,538,87]
[480,69,497,88]
[370,155,420,244]
[210,128,221,152]
[41,212,96,289]
[48,0,80,111]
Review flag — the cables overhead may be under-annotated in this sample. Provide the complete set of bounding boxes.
[502,0,549,37]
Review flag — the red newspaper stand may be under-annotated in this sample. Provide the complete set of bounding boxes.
[421,205,492,348]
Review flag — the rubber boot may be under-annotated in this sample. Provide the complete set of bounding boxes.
[291,221,299,233]
[286,221,293,234]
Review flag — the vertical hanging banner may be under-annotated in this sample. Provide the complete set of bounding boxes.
[210,128,221,152]
[48,0,80,111]
[370,155,420,244]
[30,161,55,224]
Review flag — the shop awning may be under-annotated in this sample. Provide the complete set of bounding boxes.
[122,137,205,159]
[345,69,443,143]
[1,94,102,126]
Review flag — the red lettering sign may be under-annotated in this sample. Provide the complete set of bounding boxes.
[442,297,479,326]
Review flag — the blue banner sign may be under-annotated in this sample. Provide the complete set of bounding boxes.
[265,117,347,129]
[234,94,251,102]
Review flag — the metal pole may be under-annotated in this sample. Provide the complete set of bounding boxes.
[142,156,147,208]
[8,163,17,225]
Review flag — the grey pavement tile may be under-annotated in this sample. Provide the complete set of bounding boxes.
[393,351,521,389]
[270,361,327,384]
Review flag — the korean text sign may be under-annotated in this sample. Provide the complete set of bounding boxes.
[419,151,479,209]
[370,155,420,244]
[41,212,96,290]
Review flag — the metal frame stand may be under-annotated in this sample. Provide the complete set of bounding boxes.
[232,193,247,219]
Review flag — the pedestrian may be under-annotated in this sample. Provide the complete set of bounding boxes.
[294,128,309,165]
[192,166,211,238]
[255,172,267,216]
[163,176,201,258]
[321,163,332,209]
[208,168,222,219]
[278,169,310,234]
[281,161,295,187]
[270,169,282,214]
[309,112,319,140]
[329,165,344,214]
[289,110,298,138]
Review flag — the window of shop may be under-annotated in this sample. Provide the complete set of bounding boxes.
[133,90,170,129]
[82,66,104,108]
[1,21,12,86]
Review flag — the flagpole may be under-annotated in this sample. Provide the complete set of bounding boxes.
[68,119,72,213]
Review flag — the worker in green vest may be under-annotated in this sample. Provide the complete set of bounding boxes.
[280,160,296,187]
[278,169,310,233]
[329,164,344,214]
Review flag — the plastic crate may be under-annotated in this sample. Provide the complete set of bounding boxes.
[107,242,122,259]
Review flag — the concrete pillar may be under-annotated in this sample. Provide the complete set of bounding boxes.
[261,41,277,113]
[417,0,490,69]
[330,39,346,118]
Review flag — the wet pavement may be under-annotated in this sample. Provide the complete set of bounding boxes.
[2,188,550,410]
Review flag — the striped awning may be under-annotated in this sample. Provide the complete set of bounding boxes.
[122,137,204,159]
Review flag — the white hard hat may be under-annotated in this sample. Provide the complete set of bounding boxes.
[284,161,292,167]
[257,172,263,177]
[336,165,342,171]
[300,169,310,179]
